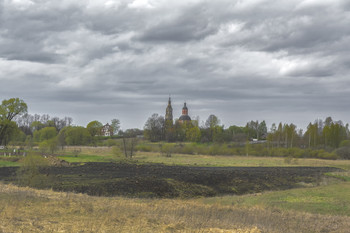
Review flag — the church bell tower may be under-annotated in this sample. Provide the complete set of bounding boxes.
[165,97,173,123]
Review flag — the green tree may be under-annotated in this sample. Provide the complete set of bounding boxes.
[174,121,186,141]
[204,115,221,142]
[11,129,27,144]
[186,126,201,142]
[305,121,320,148]
[205,114,220,128]
[57,127,67,149]
[245,120,267,140]
[212,125,230,143]
[0,120,19,145]
[245,120,259,139]
[0,98,27,121]
[277,122,283,147]
[61,126,92,145]
[164,119,175,142]
[39,137,58,154]
[283,123,297,148]
[0,98,27,145]
[227,125,247,143]
[40,127,57,141]
[323,120,347,148]
[267,123,277,148]
[86,120,103,136]
[33,127,57,142]
[111,119,120,135]
[25,135,34,149]
[30,121,45,132]
[258,121,267,140]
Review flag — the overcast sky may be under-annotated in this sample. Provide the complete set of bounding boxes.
[1,0,349,130]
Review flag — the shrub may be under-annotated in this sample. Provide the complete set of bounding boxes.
[307,149,321,158]
[111,146,123,159]
[334,147,350,159]
[227,146,238,156]
[208,144,221,155]
[287,148,304,158]
[61,126,92,146]
[196,144,210,155]
[319,151,338,160]
[104,139,117,147]
[160,143,174,157]
[181,144,196,155]
[16,153,50,188]
[271,148,288,157]
[236,147,245,156]
[136,144,152,152]
[339,140,350,147]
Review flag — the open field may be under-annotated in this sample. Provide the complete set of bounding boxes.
[1,182,350,233]
[0,160,19,167]
[202,181,350,216]
[1,146,350,232]
[133,152,350,170]
[59,146,115,156]
[3,149,350,170]
[54,146,350,170]
[0,156,20,167]
[56,154,115,163]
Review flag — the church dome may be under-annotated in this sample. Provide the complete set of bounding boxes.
[179,115,191,121]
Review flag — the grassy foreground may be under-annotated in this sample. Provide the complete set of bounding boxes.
[2,147,350,232]
[1,182,350,233]
[202,181,350,216]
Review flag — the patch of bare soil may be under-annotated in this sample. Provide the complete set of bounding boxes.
[0,162,341,198]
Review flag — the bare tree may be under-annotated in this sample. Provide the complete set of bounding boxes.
[121,131,139,158]
[144,113,165,142]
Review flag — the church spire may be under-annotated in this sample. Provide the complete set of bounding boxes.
[165,97,173,122]
[182,102,188,115]
[179,101,191,123]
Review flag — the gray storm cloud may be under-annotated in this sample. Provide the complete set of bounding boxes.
[0,0,349,129]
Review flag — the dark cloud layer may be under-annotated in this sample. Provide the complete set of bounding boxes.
[0,0,349,129]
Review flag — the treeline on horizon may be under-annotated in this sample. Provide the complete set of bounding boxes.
[144,113,349,147]
[1,98,350,160]
[141,113,350,160]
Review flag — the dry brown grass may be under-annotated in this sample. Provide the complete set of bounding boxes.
[132,152,350,171]
[61,146,114,156]
[1,183,349,233]
[59,146,350,170]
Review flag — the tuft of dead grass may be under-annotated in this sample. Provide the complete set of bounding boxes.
[1,182,350,233]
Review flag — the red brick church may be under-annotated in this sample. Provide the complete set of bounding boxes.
[165,97,191,124]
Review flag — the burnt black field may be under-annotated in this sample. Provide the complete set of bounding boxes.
[0,163,340,198]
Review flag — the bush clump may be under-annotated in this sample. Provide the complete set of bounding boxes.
[334,146,350,159]
[16,153,50,188]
